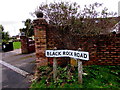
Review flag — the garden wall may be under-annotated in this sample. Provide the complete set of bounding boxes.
[47,27,120,65]
[33,18,120,66]
[20,36,35,54]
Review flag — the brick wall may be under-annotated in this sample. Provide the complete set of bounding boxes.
[47,27,120,66]
[80,34,120,65]
[20,36,35,54]
[33,18,120,66]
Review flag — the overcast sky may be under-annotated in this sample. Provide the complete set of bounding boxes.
[0,0,119,36]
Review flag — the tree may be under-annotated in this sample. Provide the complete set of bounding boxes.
[0,25,10,43]
[35,2,117,36]
[20,19,34,37]
[34,2,117,50]
[0,25,4,32]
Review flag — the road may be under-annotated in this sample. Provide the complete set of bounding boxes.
[0,49,36,89]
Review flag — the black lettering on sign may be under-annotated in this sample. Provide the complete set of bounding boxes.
[65,51,73,56]
[58,52,61,55]
[66,51,69,55]
[74,52,77,56]
[77,53,80,57]
[63,51,65,55]
[71,52,73,56]
[47,52,49,55]
[84,54,87,58]
[50,52,61,56]
[80,53,83,58]
[74,52,80,57]
[52,52,56,55]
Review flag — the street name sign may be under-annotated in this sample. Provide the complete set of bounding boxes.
[45,50,89,60]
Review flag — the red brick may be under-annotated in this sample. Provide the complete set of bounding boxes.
[104,52,109,53]
[101,50,106,51]
[111,52,116,54]
[101,58,106,59]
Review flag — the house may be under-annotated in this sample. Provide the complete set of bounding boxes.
[80,16,120,35]
[110,21,120,34]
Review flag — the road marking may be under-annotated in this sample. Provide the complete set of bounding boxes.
[0,60,30,77]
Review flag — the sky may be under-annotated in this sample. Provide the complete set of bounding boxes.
[0,0,120,36]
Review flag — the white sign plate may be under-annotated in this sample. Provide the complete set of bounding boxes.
[45,50,89,60]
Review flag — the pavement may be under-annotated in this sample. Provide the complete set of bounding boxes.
[0,49,36,89]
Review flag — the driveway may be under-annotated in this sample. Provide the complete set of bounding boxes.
[0,49,36,88]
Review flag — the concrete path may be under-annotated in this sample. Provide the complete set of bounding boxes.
[0,49,36,88]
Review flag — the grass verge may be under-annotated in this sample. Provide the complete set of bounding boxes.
[30,65,120,88]
[13,42,21,49]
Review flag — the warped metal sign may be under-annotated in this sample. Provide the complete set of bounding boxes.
[45,50,89,60]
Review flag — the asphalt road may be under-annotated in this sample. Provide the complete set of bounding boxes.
[0,49,36,89]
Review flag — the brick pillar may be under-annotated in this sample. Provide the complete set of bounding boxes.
[20,36,29,54]
[33,18,48,66]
